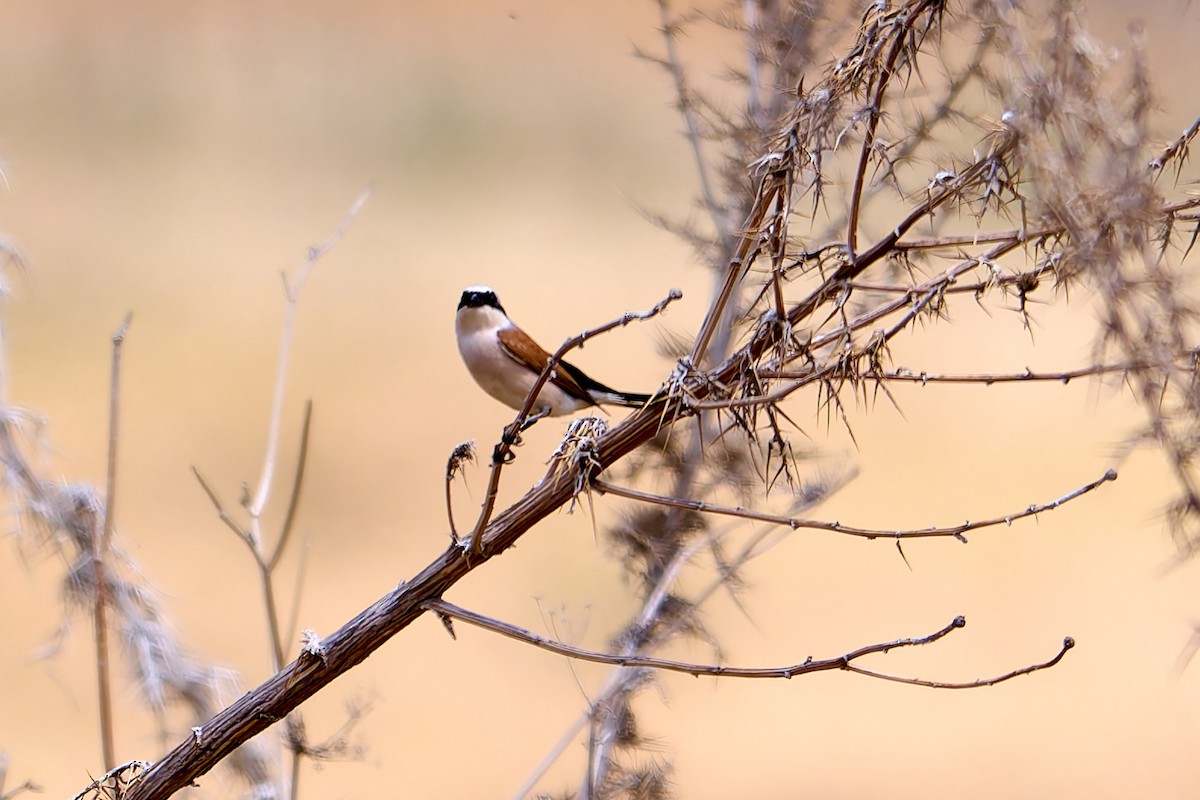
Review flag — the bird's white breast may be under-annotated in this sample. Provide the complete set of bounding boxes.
[455,307,588,414]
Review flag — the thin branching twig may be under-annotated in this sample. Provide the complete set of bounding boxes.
[427,600,1071,685]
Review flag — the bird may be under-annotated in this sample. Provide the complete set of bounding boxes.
[455,285,652,426]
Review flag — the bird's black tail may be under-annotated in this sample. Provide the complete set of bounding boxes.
[560,360,654,408]
[603,390,654,408]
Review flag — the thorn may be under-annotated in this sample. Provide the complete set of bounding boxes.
[300,628,328,665]
[436,611,457,640]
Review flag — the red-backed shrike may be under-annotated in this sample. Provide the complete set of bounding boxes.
[455,286,651,424]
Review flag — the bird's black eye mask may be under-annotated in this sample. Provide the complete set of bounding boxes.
[458,288,504,313]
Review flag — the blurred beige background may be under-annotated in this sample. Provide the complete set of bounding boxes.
[1,1,1198,798]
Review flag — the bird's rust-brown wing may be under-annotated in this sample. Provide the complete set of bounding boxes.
[497,325,594,403]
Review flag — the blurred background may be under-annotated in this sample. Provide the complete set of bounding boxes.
[0,1,1198,797]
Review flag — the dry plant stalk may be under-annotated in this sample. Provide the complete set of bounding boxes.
[0,189,369,798]
[0,326,276,796]
[0,0,1186,798]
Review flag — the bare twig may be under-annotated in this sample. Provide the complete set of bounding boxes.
[100,313,131,564]
[248,187,371,523]
[425,600,1071,687]
[844,636,1075,688]
[191,467,286,670]
[270,400,313,573]
[191,467,253,543]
